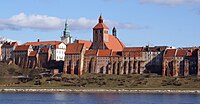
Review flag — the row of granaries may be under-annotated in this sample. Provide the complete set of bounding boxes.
[0,40,200,77]
[63,42,200,77]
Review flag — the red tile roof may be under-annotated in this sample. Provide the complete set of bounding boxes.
[24,41,62,47]
[76,40,92,49]
[149,47,159,52]
[176,49,187,57]
[97,49,112,57]
[112,51,122,57]
[29,51,37,57]
[123,47,144,52]
[104,35,125,51]
[93,15,109,29]
[93,23,109,29]
[85,50,97,56]
[14,45,30,51]
[164,49,176,57]
[2,42,18,48]
[129,52,142,57]
[65,43,84,54]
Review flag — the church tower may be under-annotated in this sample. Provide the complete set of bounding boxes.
[92,15,109,50]
[112,27,117,37]
[61,19,72,44]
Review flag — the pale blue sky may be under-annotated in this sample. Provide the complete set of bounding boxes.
[0,0,200,47]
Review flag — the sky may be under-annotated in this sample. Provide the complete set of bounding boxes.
[0,0,200,47]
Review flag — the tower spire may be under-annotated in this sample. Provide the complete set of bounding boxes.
[63,18,70,37]
[99,14,103,23]
[61,18,72,44]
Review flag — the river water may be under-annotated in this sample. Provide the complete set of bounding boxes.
[0,92,200,104]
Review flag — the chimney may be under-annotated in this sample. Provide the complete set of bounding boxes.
[37,39,40,42]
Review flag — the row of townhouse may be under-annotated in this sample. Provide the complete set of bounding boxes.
[0,19,72,70]
[0,40,67,69]
[0,18,73,70]
[0,41,18,61]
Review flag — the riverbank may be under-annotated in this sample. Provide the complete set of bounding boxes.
[1,88,200,94]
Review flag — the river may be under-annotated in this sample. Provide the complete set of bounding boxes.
[0,92,200,104]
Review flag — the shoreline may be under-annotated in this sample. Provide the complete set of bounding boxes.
[1,88,200,94]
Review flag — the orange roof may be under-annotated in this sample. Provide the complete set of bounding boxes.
[76,40,92,49]
[40,48,49,53]
[129,52,142,57]
[85,50,97,56]
[2,42,18,48]
[164,49,176,57]
[149,47,159,52]
[65,43,84,54]
[93,23,109,29]
[112,51,122,57]
[14,45,30,51]
[29,51,37,57]
[123,47,144,52]
[176,49,187,57]
[104,35,125,52]
[97,49,112,57]
[24,41,62,46]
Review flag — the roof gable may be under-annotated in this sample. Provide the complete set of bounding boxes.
[65,43,84,54]
[164,49,176,57]
[85,50,97,56]
[112,51,122,57]
[97,49,112,57]
[14,45,31,51]
[76,40,92,49]
[2,42,17,48]
[176,49,187,57]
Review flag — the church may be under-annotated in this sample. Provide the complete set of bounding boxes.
[63,15,126,75]
[90,15,125,51]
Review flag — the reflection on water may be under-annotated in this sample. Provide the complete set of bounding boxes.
[0,93,200,104]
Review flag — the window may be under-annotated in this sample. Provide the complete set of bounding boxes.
[104,30,108,34]
[100,30,102,34]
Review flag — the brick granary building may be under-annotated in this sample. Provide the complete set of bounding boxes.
[63,15,200,76]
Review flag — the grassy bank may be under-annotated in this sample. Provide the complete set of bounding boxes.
[1,62,200,90]
[1,73,200,90]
